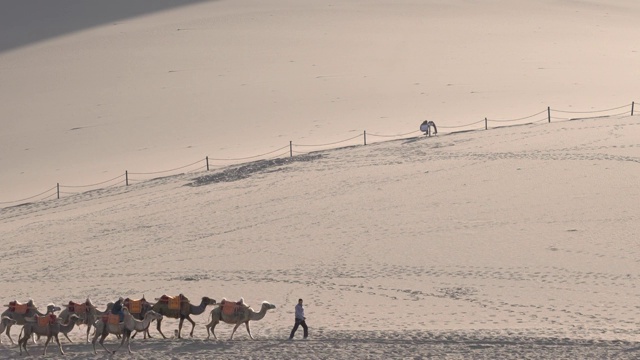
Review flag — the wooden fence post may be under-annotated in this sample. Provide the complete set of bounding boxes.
[548,107,551,123]
[289,141,292,158]
[57,183,60,199]
[364,130,367,145]
[125,171,128,186]
[632,101,635,116]
[206,156,209,171]
[485,118,487,130]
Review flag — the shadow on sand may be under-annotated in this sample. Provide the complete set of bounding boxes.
[0,0,215,54]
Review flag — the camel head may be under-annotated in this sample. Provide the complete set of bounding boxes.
[46,304,61,314]
[145,310,163,321]
[203,297,217,306]
[261,302,276,311]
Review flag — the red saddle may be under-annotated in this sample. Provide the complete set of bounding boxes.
[7,301,30,314]
[37,314,57,327]
[156,294,188,310]
[220,299,245,316]
[124,298,146,314]
[67,301,88,314]
[101,314,121,325]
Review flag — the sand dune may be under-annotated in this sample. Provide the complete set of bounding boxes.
[1,0,639,358]
[2,114,640,358]
[1,0,638,202]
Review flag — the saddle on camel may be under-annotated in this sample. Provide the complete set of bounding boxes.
[220,298,246,317]
[99,313,122,325]
[124,297,149,315]
[66,300,90,315]
[154,294,190,313]
[6,300,31,314]
[36,314,58,327]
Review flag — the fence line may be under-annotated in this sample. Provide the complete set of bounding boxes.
[293,133,363,147]
[367,129,420,138]
[59,173,125,189]
[208,145,290,161]
[439,119,485,129]
[129,158,205,176]
[487,109,548,123]
[553,103,630,114]
[1,101,636,207]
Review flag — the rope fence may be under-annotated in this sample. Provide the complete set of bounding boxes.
[1,101,636,207]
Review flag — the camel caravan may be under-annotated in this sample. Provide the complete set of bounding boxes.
[2,294,276,355]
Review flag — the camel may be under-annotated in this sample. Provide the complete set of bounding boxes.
[18,313,80,355]
[91,307,163,354]
[124,296,155,339]
[59,298,113,343]
[0,316,17,344]
[1,300,60,345]
[205,298,276,340]
[151,294,216,339]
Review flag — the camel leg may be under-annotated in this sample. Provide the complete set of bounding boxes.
[99,333,113,354]
[212,322,218,340]
[145,318,155,338]
[156,317,167,339]
[63,331,73,343]
[114,331,127,354]
[18,330,29,356]
[91,330,99,354]
[205,320,213,340]
[6,324,14,345]
[125,330,133,354]
[86,322,92,343]
[55,335,64,355]
[178,318,185,338]
[43,335,51,356]
[245,321,254,340]
[185,316,196,337]
[207,321,218,340]
[230,323,242,340]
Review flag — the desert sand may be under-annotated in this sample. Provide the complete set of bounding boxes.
[1,0,639,358]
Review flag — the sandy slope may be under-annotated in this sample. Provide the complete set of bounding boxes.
[1,0,639,202]
[1,114,639,358]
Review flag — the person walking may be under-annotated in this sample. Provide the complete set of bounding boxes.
[288,298,308,340]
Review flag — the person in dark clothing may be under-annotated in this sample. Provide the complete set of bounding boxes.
[288,298,308,340]
[112,297,125,322]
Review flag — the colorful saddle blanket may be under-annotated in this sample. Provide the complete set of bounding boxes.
[101,314,121,325]
[220,299,245,316]
[124,298,144,314]
[156,294,188,311]
[37,314,57,327]
[67,301,88,314]
[7,301,29,314]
